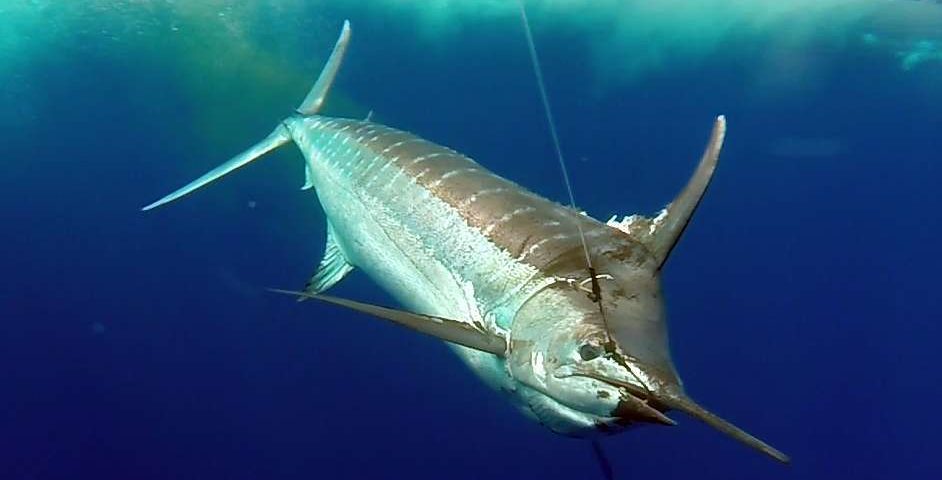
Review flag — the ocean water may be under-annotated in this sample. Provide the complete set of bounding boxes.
[2,1,940,479]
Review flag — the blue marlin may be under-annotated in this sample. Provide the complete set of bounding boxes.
[144,21,788,464]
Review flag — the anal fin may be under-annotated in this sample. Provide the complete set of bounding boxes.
[303,223,354,295]
[301,163,315,190]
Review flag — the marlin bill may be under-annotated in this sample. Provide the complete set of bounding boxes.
[143,21,788,464]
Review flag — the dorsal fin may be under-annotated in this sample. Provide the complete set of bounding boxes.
[606,211,666,245]
[302,223,354,296]
[650,116,727,268]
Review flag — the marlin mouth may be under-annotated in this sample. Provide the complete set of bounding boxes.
[555,368,676,426]
[556,368,791,463]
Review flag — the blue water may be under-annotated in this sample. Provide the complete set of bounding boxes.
[2,2,940,479]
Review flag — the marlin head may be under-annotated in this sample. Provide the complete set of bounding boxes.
[505,263,676,431]
[507,117,789,463]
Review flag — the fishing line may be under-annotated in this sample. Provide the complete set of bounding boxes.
[515,5,657,403]
[516,1,593,274]
[517,2,620,346]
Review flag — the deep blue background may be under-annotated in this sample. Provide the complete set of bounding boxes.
[2,3,940,479]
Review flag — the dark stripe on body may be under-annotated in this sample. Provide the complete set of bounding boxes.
[310,118,644,274]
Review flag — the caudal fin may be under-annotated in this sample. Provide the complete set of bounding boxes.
[296,20,351,116]
[141,126,290,211]
[141,20,353,211]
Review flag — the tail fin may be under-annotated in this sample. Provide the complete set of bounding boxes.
[296,20,351,116]
[141,126,290,211]
[141,20,352,211]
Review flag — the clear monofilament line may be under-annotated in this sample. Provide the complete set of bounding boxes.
[517,1,594,273]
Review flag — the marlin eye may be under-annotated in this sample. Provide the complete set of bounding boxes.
[578,343,602,361]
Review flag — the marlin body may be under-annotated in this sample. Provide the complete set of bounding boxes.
[286,113,658,431]
[144,21,788,464]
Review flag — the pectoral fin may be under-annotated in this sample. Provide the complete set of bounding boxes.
[270,289,507,356]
